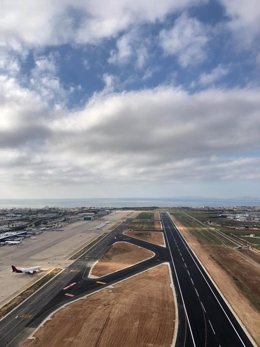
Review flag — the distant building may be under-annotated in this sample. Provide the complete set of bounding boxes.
[83,215,95,221]
[97,209,110,217]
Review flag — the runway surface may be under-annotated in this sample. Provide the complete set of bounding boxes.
[161,212,254,347]
[0,213,255,347]
[0,218,167,346]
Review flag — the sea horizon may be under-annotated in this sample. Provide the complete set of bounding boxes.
[0,197,259,209]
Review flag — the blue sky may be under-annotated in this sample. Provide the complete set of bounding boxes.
[0,0,260,199]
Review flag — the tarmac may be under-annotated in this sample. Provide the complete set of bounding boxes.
[0,214,167,346]
[0,211,132,307]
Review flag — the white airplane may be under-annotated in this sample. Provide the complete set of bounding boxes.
[5,240,21,245]
[11,265,41,274]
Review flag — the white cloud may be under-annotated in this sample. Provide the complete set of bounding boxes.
[0,51,20,76]
[0,0,205,50]
[219,0,260,46]
[109,34,133,65]
[29,54,68,104]
[0,75,51,153]
[1,0,259,199]
[195,65,229,87]
[34,55,57,73]
[102,73,116,92]
[108,29,149,69]
[159,14,209,67]
[0,76,260,195]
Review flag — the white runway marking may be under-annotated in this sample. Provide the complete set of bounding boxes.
[209,319,216,335]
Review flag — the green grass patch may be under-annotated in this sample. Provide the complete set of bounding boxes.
[130,212,155,230]
[242,236,260,245]
[170,210,226,245]
[130,221,155,230]
[137,212,154,221]
[135,232,150,236]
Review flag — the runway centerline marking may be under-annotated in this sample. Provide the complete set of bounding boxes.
[167,214,249,347]
[162,220,197,347]
[209,319,216,335]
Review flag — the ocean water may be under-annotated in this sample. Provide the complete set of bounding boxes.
[0,197,259,209]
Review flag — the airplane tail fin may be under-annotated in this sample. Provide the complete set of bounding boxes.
[11,265,21,273]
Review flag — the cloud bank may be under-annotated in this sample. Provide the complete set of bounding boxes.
[0,0,259,198]
[1,76,259,194]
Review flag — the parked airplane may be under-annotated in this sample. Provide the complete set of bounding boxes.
[5,240,21,245]
[11,265,40,274]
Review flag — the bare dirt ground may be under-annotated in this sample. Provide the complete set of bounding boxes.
[125,230,165,247]
[0,211,133,307]
[154,211,161,220]
[90,241,154,277]
[154,220,162,230]
[210,247,260,310]
[241,249,260,264]
[171,215,260,346]
[23,264,175,347]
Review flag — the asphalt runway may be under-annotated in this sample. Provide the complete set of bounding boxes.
[0,218,168,346]
[1,213,254,347]
[161,212,254,347]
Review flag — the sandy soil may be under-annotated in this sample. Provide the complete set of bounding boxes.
[154,221,162,230]
[125,230,165,247]
[241,249,260,264]
[90,241,154,277]
[171,214,260,346]
[154,211,162,230]
[154,211,161,220]
[0,211,134,307]
[23,264,175,347]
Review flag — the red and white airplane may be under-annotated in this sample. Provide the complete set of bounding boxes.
[11,265,41,274]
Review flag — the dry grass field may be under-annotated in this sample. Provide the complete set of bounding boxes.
[23,264,176,347]
[90,241,154,277]
[125,230,165,247]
